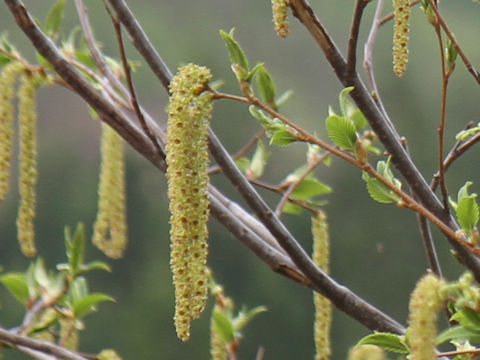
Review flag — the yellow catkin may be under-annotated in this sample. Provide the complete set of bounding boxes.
[16,72,41,258]
[166,63,213,341]
[408,274,445,360]
[392,0,411,77]
[312,211,332,360]
[0,61,25,201]
[347,345,386,360]
[92,123,127,259]
[210,303,228,360]
[272,0,290,38]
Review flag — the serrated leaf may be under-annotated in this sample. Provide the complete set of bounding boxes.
[44,0,66,37]
[356,332,409,354]
[325,115,357,151]
[362,172,400,204]
[457,196,479,233]
[247,140,269,178]
[458,181,474,202]
[270,129,297,146]
[283,202,303,215]
[256,64,276,106]
[73,293,115,318]
[291,178,332,200]
[220,29,249,74]
[213,311,235,343]
[0,273,29,304]
[437,325,480,345]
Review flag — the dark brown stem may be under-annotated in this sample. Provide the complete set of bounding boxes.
[346,0,368,77]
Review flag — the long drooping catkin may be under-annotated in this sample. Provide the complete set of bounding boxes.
[0,61,25,201]
[92,123,127,259]
[166,63,213,341]
[16,72,40,257]
[408,274,445,360]
[312,211,332,360]
[392,0,411,77]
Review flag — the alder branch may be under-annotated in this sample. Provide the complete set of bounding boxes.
[288,0,480,280]
[0,327,88,360]
[4,0,406,334]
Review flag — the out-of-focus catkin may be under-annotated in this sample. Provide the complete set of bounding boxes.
[16,71,41,258]
[408,274,445,360]
[312,211,332,360]
[347,345,386,360]
[166,63,213,341]
[271,0,290,38]
[92,123,127,259]
[392,0,411,77]
[0,61,24,201]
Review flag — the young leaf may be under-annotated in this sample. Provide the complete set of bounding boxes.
[456,182,479,234]
[450,308,480,331]
[362,172,401,204]
[283,202,303,215]
[338,87,355,119]
[213,311,235,343]
[44,0,66,38]
[219,29,249,73]
[255,64,276,106]
[235,157,250,173]
[325,115,357,151]
[249,105,285,136]
[233,305,267,330]
[65,223,85,275]
[79,261,112,274]
[0,273,29,304]
[73,293,115,318]
[437,325,480,345]
[270,129,297,146]
[356,332,409,354]
[247,140,269,178]
[291,178,332,200]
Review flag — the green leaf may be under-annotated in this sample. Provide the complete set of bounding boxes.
[456,182,479,233]
[65,223,85,276]
[350,109,367,130]
[247,140,269,178]
[220,29,249,74]
[73,293,115,318]
[362,172,401,204]
[78,261,111,274]
[44,0,66,37]
[291,178,332,200]
[450,309,480,331]
[339,87,355,118]
[255,64,276,106]
[213,311,235,343]
[283,202,302,215]
[325,115,357,151]
[0,273,29,304]
[233,305,267,330]
[356,332,409,354]
[249,105,285,136]
[0,55,12,67]
[235,157,250,173]
[276,89,294,107]
[437,325,480,345]
[270,129,297,146]
[456,124,480,141]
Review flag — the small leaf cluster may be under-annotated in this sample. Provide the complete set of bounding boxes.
[0,223,113,353]
[451,182,480,241]
[362,158,402,204]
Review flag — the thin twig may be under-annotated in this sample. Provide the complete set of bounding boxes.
[346,0,368,77]
[426,0,480,85]
[0,327,87,360]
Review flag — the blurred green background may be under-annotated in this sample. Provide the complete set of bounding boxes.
[1,1,480,359]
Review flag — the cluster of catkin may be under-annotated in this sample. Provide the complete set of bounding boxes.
[312,211,332,360]
[92,123,128,259]
[166,64,213,341]
[0,61,45,257]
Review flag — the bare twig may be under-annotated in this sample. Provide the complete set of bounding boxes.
[0,326,87,360]
[346,0,368,77]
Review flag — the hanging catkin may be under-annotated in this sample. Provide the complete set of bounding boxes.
[166,63,213,341]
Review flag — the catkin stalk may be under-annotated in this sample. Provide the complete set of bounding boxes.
[312,211,332,360]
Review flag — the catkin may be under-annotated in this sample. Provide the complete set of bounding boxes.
[408,274,445,360]
[312,211,332,360]
[272,0,290,38]
[92,123,128,259]
[166,63,213,341]
[0,61,25,201]
[392,0,411,77]
[210,304,228,360]
[16,72,40,257]
[347,345,385,360]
